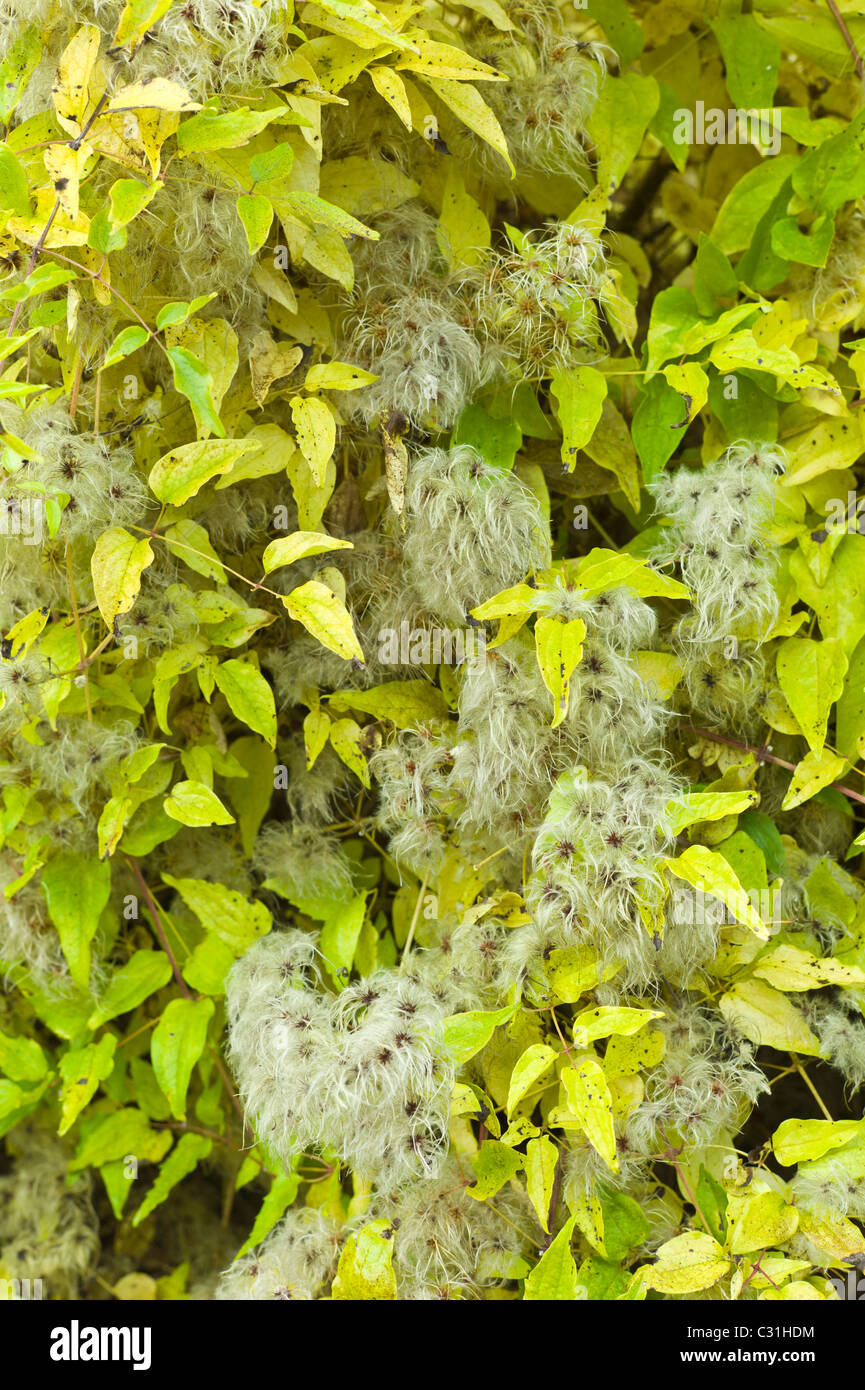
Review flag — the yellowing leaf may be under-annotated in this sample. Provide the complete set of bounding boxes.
[328,717,370,787]
[283,579,364,663]
[303,708,330,770]
[113,0,173,52]
[368,65,412,128]
[304,361,378,392]
[535,615,586,727]
[149,438,259,505]
[163,780,235,828]
[773,1118,865,1167]
[640,1232,730,1294]
[90,526,154,629]
[776,636,848,756]
[719,978,821,1055]
[782,747,848,811]
[419,77,514,176]
[729,1190,799,1256]
[561,1058,618,1172]
[663,843,769,938]
[262,531,353,574]
[550,366,608,472]
[332,1220,396,1300]
[506,1043,558,1118]
[524,1215,578,1299]
[665,789,759,835]
[290,394,337,485]
[572,1006,663,1048]
[435,163,490,270]
[524,1135,558,1233]
[52,24,102,133]
[58,1034,117,1136]
[106,76,200,112]
[752,943,865,991]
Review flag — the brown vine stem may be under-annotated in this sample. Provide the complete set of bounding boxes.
[124,855,191,998]
[826,0,865,81]
[682,725,865,807]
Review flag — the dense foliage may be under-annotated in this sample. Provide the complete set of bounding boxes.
[1,0,865,1304]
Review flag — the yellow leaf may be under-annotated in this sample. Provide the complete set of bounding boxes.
[163,780,235,827]
[633,650,683,698]
[561,1057,618,1172]
[304,361,378,392]
[329,716,370,787]
[52,24,102,133]
[106,76,201,113]
[663,843,769,938]
[640,1232,730,1294]
[290,394,337,486]
[368,65,412,129]
[418,76,514,176]
[332,1220,396,1300]
[263,531,353,574]
[773,1118,865,1168]
[524,1135,558,1234]
[662,361,710,426]
[90,527,154,629]
[283,579,364,662]
[782,747,848,810]
[729,1190,799,1255]
[534,616,586,727]
[249,331,304,408]
[783,415,865,486]
[776,636,848,756]
[752,943,865,991]
[396,35,505,82]
[719,978,821,1055]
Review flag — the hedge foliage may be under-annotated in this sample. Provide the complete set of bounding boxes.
[1,0,865,1303]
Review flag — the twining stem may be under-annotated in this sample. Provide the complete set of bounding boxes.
[683,725,865,807]
[125,854,190,997]
[826,0,865,80]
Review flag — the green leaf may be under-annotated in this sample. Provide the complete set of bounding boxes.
[631,375,688,483]
[213,659,277,747]
[776,636,848,756]
[550,365,607,471]
[442,999,519,1066]
[181,935,236,996]
[585,0,644,69]
[41,851,112,990]
[249,143,295,184]
[102,325,150,369]
[320,893,367,987]
[0,143,32,217]
[162,874,272,955]
[236,192,273,255]
[69,1107,173,1171]
[177,107,283,153]
[468,1139,523,1200]
[151,996,215,1121]
[132,1132,213,1226]
[587,72,659,196]
[0,1029,48,1083]
[235,1171,301,1259]
[328,680,447,726]
[524,1214,578,1300]
[452,402,521,470]
[58,1033,117,1135]
[0,27,41,122]
[711,15,779,108]
[166,345,226,439]
[88,950,174,1028]
[262,531,353,574]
